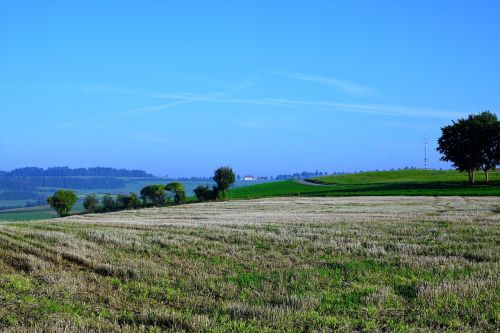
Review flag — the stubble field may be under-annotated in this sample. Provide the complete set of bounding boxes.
[0,197,499,332]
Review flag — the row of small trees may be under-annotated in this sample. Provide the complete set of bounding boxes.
[82,182,186,213]
[47,167,236,217]
[83,192,143,213]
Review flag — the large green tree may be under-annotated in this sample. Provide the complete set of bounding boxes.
[437,111,500,183]
[47,190,77,217]
[213,166,236,199]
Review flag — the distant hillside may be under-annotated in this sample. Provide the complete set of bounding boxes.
[3,166,154,177]
[229,169,500,198]
[309,169,493,185]
[0,167,154,207]
[0,176,125,191]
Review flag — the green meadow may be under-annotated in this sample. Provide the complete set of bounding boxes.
[229,170,500,199]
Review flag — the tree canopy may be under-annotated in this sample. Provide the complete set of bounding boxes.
[213,167,236,199]
[47,190,77,217]
[437,111,500,183]
[165,182,186,205]
[140,185,167,206]
[119,192,142,209]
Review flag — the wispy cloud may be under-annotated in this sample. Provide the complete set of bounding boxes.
[54,79,256,129]
[54,100,189,129]
[268,70,376,97]
[79,85,454,119]
[55,76,465,130]
[78,78,255,100]
[55,94,461,130]
[262,98,463,119]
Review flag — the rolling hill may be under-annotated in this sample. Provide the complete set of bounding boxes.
[228,169,500,199]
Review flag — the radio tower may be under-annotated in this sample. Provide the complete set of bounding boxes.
[424,136,428,170]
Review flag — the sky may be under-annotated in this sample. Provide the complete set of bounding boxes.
[1,1,499,177]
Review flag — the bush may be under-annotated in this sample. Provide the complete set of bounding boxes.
[47,190,77,217]
[215,187,226,201]
[116,194,129,210]
[165,182,186,205]
[102,194,116,212]
[116,193,142,210]
[140,185,166,206]
[127,193,142,209]
[83,194,99,213]
[193,185,215,202]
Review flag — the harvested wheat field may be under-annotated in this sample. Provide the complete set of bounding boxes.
[0,197,499,332]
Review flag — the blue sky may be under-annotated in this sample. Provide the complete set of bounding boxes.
[1,1,499,177]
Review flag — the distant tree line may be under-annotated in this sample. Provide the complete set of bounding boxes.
[0,177,125,191]
[49,167,237,217]
[2,166,153,177]
[274,170,329,180]
[167,176,214,181]
[81,183,188,215]
[85,183,190,214]
[82,193,143,213]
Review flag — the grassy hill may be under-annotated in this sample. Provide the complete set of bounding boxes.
[229,170,500,199]
[310,169,497,184]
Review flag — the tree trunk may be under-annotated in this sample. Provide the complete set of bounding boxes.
[485,170,489,183]
[467,170,476,184]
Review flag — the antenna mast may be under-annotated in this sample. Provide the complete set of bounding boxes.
[424,136,428,170]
